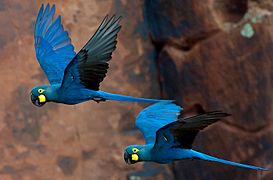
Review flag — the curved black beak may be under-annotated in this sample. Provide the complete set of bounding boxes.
[124,151,132,164]
[31,94,46,107]
[124,151,137,164]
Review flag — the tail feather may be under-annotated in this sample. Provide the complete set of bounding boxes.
[191,150,269,171]
[97,91,171,103]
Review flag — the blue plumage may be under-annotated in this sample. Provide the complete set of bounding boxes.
[124,102,269,171]
[136,101,181,144]
[31,4,167,107]
[34,4,75,84]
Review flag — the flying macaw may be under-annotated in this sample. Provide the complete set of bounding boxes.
[124,102,269,171]
[31,4,166,107]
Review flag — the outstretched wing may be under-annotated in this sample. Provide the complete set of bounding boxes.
[135,102,182,144]
[152,111,230,151]
[34,4,76,84]
[60,15,121,90]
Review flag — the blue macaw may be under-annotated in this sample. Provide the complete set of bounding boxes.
[124,102,269,171]
[31,4,166,107]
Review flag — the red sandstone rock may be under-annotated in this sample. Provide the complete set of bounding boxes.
[0,0,164,179]
[0,0,272,179]
[157,1,273,179]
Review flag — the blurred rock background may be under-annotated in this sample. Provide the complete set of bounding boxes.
[0,0,272,179]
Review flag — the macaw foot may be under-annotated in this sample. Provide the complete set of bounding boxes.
[93,97,106,103]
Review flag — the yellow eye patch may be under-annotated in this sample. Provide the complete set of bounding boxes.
[38,89,45,94]
[132,148,139,153]
[38,95,46,103]
[131,154,139,161]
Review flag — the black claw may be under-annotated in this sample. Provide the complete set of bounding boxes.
[93,97,106,103]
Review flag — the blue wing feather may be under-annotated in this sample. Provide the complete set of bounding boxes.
[135,102,182,144]
[60,15,121,91]
[152,111,230,151]
[34,3,76,84]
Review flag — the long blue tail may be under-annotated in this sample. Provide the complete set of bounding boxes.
[97,91,171,103]
[190,150,269,171]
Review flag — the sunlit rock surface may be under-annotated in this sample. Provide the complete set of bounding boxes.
[0,0,272,179]
[150,0,273,179]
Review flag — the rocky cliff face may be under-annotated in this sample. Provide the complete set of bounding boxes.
[0,0,272,180]
[146,0,273,179]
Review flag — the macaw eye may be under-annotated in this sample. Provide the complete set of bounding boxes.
[38,89,45,93]
[163,135,168,141]
[132,148,139,153]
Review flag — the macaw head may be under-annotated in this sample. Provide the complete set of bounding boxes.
[124,145,146,164]
[30,85,52,107]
